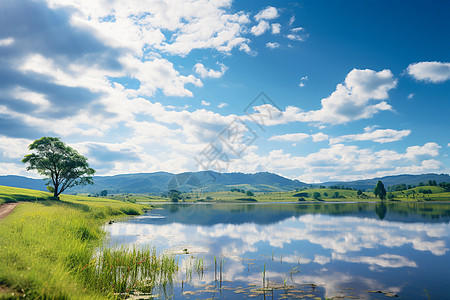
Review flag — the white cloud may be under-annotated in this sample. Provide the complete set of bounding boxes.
[194,63,228,79]
[287,34,306,41]
[299,75,308,87]
[271,23,281,34]
[334,253,417,269]
[407,93,414,99]
[201,100,210,106]
[407,61,450,83]
[287,27,307,41]
[244,69,398,126]
[123,56,203,97]
[302,69,398,124]
[311,133,329,142]
[269,133,310,142]
[289,16,295,26]
[405,142,440,160]
[250,20,270,36]
[291,27,304,32]
[229,142,443,183]
[0,37,14,46]
[330,128,411,144]
[313,255,330,265]
[266,42,280,49]
[254,6,279,21]
[48,0,252,57]
[218,102,228,108]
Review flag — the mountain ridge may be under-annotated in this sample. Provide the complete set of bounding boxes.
[0,172,448,195]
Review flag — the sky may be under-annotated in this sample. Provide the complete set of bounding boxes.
[0,0,449,183]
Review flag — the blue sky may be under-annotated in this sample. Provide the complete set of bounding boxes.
[0,0,449,183]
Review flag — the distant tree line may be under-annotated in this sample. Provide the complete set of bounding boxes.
[230,188,254,196]
[387,180,449,192]
[327,185,354,190]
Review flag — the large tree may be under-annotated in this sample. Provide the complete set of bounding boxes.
[22,137,95,199]
[374,180,387,200]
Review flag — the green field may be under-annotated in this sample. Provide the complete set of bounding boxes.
[141,188,375,202]
[132,186,450,203]
[0,186,177,299]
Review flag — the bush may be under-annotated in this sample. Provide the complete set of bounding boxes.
[418,188,432,194]
[293,192,309,197]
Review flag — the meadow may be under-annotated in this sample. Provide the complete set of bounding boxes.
[160,186,450,203]
[0,186,178,299]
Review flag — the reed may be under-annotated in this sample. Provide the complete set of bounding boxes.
[79,246,178,295]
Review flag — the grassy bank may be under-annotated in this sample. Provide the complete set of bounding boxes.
[0,186,177,299]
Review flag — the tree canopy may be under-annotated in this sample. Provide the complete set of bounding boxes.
[22,137,95,199]
[374,180,387,200]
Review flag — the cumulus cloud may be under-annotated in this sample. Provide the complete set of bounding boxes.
[201,100,210,106]
[287,27,308,41]
[271,23,281,34]
[299,75,308,87]
[0,37,14,47]
[302,69,398,124]
[269,133,310,142]
[250,20,270,36]
[405,142,440,160]
[311,133,329,142]
[330,128,411,144]
[269,132,328,143]
[407,61,450,83]
[244,69,398,126]
[218,102,228,108]
[52,0,253,57]
[124,56,203,97]
[194,63,228,79]
[266,42,280,49]
[254,6,279,21]
[227,141,443,183]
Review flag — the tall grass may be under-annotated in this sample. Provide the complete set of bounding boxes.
[0,202,103,299]
[0,186,176,299]
[80,246,178,296]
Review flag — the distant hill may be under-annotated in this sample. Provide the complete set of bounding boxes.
[1,172,449,195]
[0,171,307,195]
[0,175,47,191]
[322,173,450,190]
[67,171,308,194]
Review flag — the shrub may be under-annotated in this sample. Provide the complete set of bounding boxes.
[293,192,309,197]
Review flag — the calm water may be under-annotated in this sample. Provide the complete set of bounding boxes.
[105,202,450,299]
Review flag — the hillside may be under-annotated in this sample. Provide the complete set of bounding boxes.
[322,173,450,191]
[1,172,449,195]
[0,171,307,195]
[0,175,47,191]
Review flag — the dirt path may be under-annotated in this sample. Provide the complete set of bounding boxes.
[0,203,20,221]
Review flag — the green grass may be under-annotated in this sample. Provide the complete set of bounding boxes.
[390,186,450,201]
[166,186,450,203]
[0,186,177,299]
[0,185,50,204]
[166,188,378,203]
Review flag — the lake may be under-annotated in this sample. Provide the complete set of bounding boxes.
[105,202,450,299]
